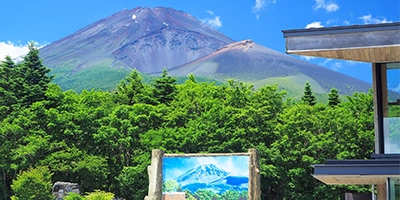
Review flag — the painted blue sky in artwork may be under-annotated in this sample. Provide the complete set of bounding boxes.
[163,156,249,181]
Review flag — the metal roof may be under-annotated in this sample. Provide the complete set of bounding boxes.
[282,22,400,62]
[312,157,400,185]
[282,22,400,37]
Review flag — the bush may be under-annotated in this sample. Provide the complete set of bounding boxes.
[10,166,53,200]
[64,192,86,200]
[85,190,115,200]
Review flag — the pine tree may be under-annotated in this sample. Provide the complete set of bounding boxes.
[152,69,177,105]
[0,56,19,118]
[188,73,197,83]
[328,88,340,107]
[301,81,316,106]
[19,42,53,106]
[114,69,144,104]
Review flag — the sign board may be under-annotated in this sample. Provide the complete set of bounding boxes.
[145,149,260,200]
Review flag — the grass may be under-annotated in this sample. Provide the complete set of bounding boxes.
[49,66,344,103]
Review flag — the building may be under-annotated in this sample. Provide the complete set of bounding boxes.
[282,22,400,199]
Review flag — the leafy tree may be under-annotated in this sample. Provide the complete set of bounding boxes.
[152,69,177,105]
[301,81,316,106]
[328,88,340,106]
[40,146,109,193]
[10,166,53,200]
[116,166,148,199]
[64,192,86,200]
[113,69,154,105]
[85,190,114,200]
[224,80,253,108]
[0,68,377,200]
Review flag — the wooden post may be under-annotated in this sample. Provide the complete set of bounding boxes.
[248,148,261,200]
[376,183,387,200]
[145,149,164,200]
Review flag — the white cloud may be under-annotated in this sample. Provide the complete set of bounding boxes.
[326,18,338,25]
[202,10,222,29]
[252,0,276,19]
[205,16,222,28]
[392,84,400,93]
[313,0,339,12]
[300,55,318,61]
[359,14,392,24]
[0,41,29,61]
[319,58,332,66]
[206,10,214,15]
[331,61,343,71]
[305,21,324,28]
[254,0,266,11]
[320,59,363,71]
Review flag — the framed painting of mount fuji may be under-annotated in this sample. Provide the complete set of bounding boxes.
[160,150,258,200]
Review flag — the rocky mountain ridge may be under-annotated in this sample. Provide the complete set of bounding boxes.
[40,7,234,73]
[38,6,372,95]
[168,39,371,95]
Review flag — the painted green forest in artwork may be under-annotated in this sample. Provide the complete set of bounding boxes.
[1,44,389,200]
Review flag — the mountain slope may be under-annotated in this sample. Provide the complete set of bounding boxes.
[39,6,371,95]
[167,40,372,95]
[39,6,234,90]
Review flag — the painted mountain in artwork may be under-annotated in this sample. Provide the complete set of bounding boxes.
[174,164,248,194]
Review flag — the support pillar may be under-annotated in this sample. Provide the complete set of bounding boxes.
[145,149,164,200]
[377,183,387,200]
[248,148,261,200]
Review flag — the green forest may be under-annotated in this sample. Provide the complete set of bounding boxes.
[0,44,377,200]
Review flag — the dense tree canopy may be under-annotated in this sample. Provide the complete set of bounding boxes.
[0,46,376,200]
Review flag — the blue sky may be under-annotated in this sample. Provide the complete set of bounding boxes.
[163,156,249,180]
[0,0,399,83]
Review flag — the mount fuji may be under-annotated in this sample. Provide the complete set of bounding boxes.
[38,6,371,96]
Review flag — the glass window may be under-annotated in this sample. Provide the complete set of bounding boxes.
[384,63,400,153]
[389,177,400,200]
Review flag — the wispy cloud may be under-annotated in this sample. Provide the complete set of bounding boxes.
[313,0,339,12]
[206,10,214,15]
[359,14,392,24]
[252,0,276,19]
[300,55,318,61]
[202,10,222,29]
[305,21,324,28]
[331,61,343,71]
[319,58,332,67]
[392,84,400,93]
[204,16,222,28]
[0,41,29,61]
[320,59,363,71]
[326,18,338,25]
